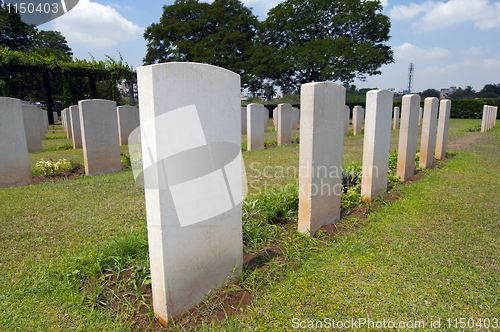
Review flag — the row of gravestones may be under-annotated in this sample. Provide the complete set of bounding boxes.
[0,98,139,188]
[129,63,456,326]
[243,102,428,151]
[481,105,498,132]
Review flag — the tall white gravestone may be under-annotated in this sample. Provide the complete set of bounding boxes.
[418,107,423,126]
[298,82,345,235]
[435,99,452,160]
[361,90,393,201]
[344,105,350,136]
[62,109,66,133]
[396,94,420,181]
[117,105,140,145]
[291,107,300,130]
[53,111,58,123]
[277,103,292,146]
[241,107,247,135]
[419,97,439,169]
[79,99,121,175]
[273,107,278,131]
[65,108,73,139]
[69,105,83,149]
[0,98,32,188]
[37,108,47,140]
[21,105,43,153]
[353,105,364,135]
[136,63,243,325]
[393,106,400,130]
[247,103,265,151]
[263,107,269,133]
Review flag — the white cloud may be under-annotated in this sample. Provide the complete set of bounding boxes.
[462,46,484,57]
[394,43,449,61]
[389,2,428,19]
[463,58,500,69]
[390,0,500,32]
[53,0,143,49]
[422,63,459,74]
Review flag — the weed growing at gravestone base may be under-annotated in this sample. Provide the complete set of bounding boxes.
[120,152,132,168]
[35,158,70,176]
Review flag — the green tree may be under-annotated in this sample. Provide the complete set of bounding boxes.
[450,86,475,100]
[478,84,500,98]
[257,0,393,91]
[0,1,36,50]
[143,0,258,87]
[30,30,73,61]
[420,88,440,99]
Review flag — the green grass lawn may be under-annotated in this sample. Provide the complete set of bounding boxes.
[1,119,497,331]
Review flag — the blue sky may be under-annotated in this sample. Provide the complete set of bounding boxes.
[39,0,500,93]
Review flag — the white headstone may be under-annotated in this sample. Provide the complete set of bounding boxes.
[0,97,32,188]
[353,105,364,136]
[69,105,83,149]
[393,106,400,130]
[396,94,420,181]
[277,103,292,146]
[241,106,247,135]
[79,99,121,175]
[481,105,488,132]
[419,97,439,169]
[53,111,58,124]
[263,107,269,133]
[21,105,43,153]
[65,108,72,139]
[418,107,423,126]
[344,105,350,137]
[37,108,47,140]
[136,62,243,325]
[247,103,265,151]
[298,82,345,235]
[361,90,393,201]
[117,106,140,145]
[435,99,452,160]
[291,107,300,130]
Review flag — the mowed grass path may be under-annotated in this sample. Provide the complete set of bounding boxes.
[0,119,496,330]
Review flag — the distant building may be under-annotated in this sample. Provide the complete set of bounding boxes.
[440,86,456,99]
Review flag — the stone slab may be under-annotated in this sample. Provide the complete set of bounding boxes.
[298,82,345,235]
[353,105,364,136]
[435,99,451,160]
[241,107,247,135]
[277,103,292,146]
[21,105,43,153]
[419,97,439,169]
[344,105,350,137]
[117,105,140,145]
[79,99,121,175]
[396,94,420,181]
[136,62,242,325]
[361,90,393,201]
[393,106,400,130]
[247,103,265,151]
[69,105,83,149]
[0,97,32,188]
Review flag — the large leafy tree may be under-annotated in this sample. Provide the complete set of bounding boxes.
[30,30,73,61]
[258,0,393,90]
[0,0,36,50]
[143,0,258,87]
[479,83,500,98]
[420,88,441,99]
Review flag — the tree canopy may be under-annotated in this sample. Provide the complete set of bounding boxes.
[420,88,440,99]
[478,83,500,99]
[258,0,393,90]
[450,86,475,100]
[143,0,258,87]
[143,0,393,91]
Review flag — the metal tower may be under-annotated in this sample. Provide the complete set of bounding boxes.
[407,63,414,93]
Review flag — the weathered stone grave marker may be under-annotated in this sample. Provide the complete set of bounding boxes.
[419,97,439,169]
[396,94,420,181]
[435,99,452,160]
[298,82,345,235]
[247,103,265,151]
